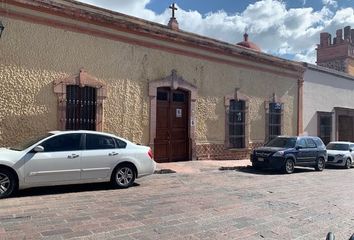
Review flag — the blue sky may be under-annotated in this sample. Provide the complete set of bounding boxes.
[79,0,354,63]
[146,0,352,14]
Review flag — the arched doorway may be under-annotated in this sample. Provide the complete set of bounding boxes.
[149,70,197,163]
[155,87,189,162]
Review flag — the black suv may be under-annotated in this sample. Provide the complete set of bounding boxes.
[251,136,327,174]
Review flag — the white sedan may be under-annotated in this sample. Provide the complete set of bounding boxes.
[0,130,156,198]
[326,141,354,169]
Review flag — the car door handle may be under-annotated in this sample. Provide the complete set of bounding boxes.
[109,152,119,156]
[68,154,79,159]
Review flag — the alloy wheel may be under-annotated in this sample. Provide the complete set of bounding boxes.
[116,167,134,187]
[285,159,294,174]
[0,173,10,197]
[315,158,325,171]
[345,159,351,169]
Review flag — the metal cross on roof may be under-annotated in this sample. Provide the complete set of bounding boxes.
[169,3,177,19]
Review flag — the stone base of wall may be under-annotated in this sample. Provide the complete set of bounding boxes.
[196,142,264,160]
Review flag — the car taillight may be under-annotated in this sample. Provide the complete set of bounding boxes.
[148,148,153,159]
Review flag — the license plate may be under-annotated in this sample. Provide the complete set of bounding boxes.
[258,157,264,162]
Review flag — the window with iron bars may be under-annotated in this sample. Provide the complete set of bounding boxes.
[229,99,245,148]
[66,85,97,130]
[268,102,282,141]
[317,112,332,145]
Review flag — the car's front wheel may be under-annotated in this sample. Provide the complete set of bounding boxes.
[344,158,352,169]
[315,158,325,171]
[282,158,295,174]
[111,164,136,189]
[0,169,17,199]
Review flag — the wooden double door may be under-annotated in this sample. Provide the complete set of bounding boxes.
[154,87,189,163]
[338,115,354,141]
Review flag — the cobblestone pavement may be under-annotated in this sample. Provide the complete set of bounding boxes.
[0,166,354,240]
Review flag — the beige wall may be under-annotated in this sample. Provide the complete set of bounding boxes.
[0,13,298,147]
[348,59,354,76]
[303,67,354,139]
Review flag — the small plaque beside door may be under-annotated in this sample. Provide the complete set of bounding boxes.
[176,108,182,118]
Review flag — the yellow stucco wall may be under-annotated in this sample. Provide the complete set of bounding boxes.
[348,59,354,76]
[0,13,298,147]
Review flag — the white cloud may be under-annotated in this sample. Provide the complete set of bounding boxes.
[322,0,338,8]
[78,0,354,63]
[78,0,158,20]
[293,47,317,63]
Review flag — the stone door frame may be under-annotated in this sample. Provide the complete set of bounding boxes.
[149,70,198,160]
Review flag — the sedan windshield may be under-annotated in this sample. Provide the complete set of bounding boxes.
[10,133,53,151]
[326,143,349,151]
[265,137,297,148]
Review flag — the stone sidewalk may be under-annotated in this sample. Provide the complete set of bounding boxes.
[1,161,354,239]
[156,160,251,174]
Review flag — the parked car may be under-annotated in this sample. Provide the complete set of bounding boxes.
[251,136,327,174]
[326,141,354,169]
[0,130,156,199]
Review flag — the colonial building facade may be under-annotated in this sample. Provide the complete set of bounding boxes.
[0,0,304,162]
[303,26,354,145]
[303,63,354,145]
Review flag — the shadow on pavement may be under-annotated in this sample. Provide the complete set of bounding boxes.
[13,182,140,198]
[154,169,176,174]
[325,165,353,170]
[223,165,316,175]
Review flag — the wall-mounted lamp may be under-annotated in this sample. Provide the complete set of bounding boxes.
[0,21,5,38]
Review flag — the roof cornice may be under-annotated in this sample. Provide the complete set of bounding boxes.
[3,0,305,75]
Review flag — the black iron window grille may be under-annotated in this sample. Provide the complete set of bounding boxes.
[269,102,282,141]
[229,99,245,148]
[318,112,332,145]
[66,85,97,130]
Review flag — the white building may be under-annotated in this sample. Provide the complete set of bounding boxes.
[303,63,354,144]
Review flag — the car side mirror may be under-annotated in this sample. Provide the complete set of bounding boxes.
[350,149,353,152]
[296,146,302,150]
[33,145,44,152]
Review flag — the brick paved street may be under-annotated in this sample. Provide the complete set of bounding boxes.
[0,165,354,240]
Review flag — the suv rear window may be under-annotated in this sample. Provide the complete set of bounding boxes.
[265,137,297,148]
[314,138,325,148]
[306,138,317,148]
